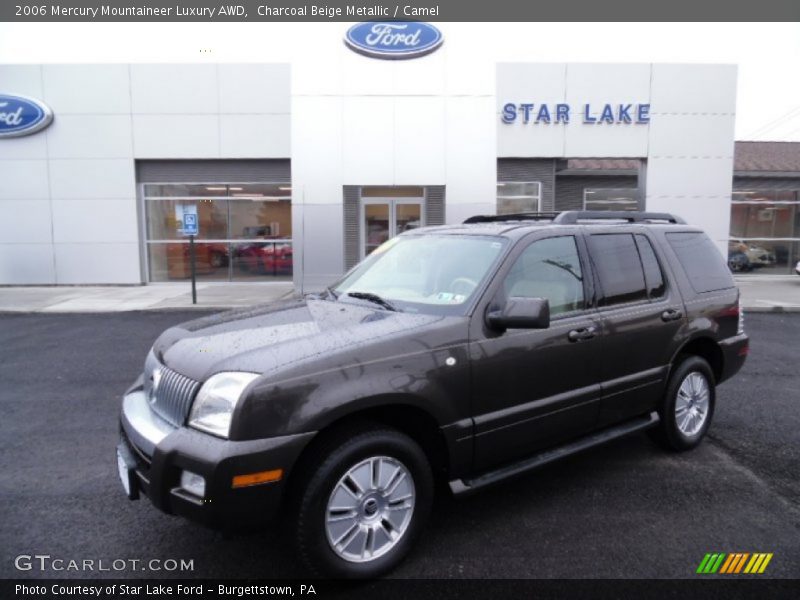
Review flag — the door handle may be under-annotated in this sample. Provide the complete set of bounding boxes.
[661,309,683,322]
[568,326,596,342]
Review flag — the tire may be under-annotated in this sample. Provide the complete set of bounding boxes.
[290,426,433,579]
[649,355,716,451]
[210,252,226,268]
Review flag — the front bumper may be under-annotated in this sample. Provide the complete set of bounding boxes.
[118,379,315,530]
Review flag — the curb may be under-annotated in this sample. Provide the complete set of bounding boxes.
[742,306,800,314]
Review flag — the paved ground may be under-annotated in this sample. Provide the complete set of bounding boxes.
[0,311,798,581]
[0,275,797,313]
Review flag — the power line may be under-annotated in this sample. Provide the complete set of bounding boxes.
[746,104,800,139]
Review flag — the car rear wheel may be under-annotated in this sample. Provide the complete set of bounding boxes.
[290,426,433,578]
[649,355,716,451]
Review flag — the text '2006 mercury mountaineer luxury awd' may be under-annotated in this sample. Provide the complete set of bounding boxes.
[118,211,749,578]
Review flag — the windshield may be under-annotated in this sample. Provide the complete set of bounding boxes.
[333,234,508,315]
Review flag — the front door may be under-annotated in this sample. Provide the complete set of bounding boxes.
[361,197,424,259]
[469,232,603,473]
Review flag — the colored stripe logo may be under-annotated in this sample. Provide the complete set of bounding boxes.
[697,553,773,574]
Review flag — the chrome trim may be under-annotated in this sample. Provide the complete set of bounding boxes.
[121,390,176,457]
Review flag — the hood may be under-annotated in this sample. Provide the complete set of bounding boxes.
[153,298,447,382]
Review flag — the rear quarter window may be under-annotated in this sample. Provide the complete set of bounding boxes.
[666,232,734,293]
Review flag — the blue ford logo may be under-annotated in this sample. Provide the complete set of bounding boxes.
[344,21,443,60]
[0,94,54,138]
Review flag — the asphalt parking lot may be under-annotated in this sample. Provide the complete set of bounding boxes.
[0,311,798,581]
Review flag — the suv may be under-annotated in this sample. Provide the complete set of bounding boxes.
[117,211,749,578]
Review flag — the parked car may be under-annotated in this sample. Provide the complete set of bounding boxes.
[166,243,228,279]
[729,240,776,268]
[235,241,293,275]
[727,250,751,273]
[118,211,748,578]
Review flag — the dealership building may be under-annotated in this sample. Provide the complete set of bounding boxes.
[1,25,799,289]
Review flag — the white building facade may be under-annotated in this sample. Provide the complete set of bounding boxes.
[0,25,743,289]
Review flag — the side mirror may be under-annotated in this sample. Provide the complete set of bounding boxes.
[486,297,550,331]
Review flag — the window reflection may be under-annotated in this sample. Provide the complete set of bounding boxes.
[144,183,292,282]
[729,190,800,274]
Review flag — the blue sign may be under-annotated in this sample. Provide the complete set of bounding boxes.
[344,21,443,60]
[0,94,54,138]
[183,212,199,236]
[501,103,650,125]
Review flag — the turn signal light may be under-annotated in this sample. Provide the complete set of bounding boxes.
[232,469,283,488]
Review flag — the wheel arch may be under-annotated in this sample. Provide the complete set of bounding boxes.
[285,397,451,498]
[670,336,724,383]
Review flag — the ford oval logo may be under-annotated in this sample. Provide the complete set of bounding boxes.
[344,21,443,60]
[0,94,54,139]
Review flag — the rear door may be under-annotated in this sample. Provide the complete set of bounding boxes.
[586,230,686,426]
[469,231,603,473]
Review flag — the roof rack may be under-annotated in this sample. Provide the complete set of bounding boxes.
[463,212,561,224]
[555,211,685,224]
[462,211,685,225]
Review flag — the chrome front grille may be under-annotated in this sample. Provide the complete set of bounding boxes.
[144,351,201,427]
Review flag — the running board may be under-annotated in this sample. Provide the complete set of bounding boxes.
[449,411,660,496]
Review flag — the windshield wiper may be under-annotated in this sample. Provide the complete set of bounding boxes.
[345,291,399,312]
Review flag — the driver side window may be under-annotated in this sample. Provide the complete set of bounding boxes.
[503,236,585,316]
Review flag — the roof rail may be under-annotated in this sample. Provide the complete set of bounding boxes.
[463,212,561,224]
[553,211,686,224]
[462,211,686,225]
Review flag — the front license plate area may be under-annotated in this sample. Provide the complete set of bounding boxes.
[117,443,139,500]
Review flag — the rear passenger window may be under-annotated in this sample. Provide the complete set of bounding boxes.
[635,234,666,299]
[666,232,734,293]
[588,234,647,306]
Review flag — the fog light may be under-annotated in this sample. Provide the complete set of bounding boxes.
[180,470,206,498]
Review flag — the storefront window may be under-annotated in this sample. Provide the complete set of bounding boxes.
[584,188,638,211]
[497,182,541,214]
[143,183,292,282]
[729,190,800,274]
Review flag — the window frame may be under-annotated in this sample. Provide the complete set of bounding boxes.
[496,232,592,320]
[586,232,652,310]
[633,233,668,302]
[497,181,542,215]
[138,181,293,283]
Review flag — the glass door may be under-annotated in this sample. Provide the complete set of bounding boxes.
[363,201,391,257]
[361,196,424,259]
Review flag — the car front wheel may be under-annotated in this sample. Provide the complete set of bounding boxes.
[649,355,716,451]
[291,426,433,578]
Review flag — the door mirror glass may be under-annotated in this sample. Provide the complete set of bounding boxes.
[487,297,550,331]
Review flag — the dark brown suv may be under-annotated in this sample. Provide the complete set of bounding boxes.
[118,211,749,578]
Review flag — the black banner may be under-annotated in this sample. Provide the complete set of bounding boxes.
[3,579,800,600]
[2,0,800,22]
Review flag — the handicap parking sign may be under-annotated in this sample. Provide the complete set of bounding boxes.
[182,210,199,236]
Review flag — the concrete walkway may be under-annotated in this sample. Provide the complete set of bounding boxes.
[0,282,295,313]
[735,275,800,312]
[0,276,797,313]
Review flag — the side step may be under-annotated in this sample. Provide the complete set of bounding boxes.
[449,411,660,496]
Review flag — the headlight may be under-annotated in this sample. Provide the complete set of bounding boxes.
[188,372,260,438]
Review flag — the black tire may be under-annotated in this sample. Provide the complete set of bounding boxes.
[210,252,225,268]
[649,355,716,451]
[290,426,433,579]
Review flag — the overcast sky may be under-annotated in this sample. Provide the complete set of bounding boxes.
[1,22,798,141]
